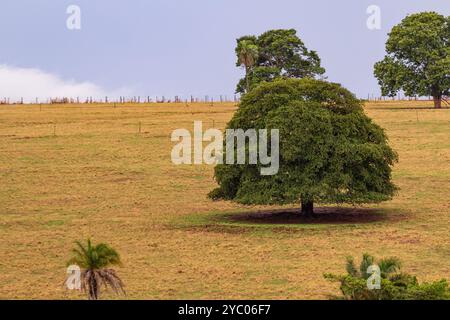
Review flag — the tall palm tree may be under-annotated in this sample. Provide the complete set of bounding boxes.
[237,40,258,93]
[67,239,125,300]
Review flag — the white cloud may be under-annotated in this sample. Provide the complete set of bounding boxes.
[0,64,130,103]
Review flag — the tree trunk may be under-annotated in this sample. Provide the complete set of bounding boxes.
[301,199,315,218]
[245,66,250,93]
[433,95,442,109]
[89,276,99,300]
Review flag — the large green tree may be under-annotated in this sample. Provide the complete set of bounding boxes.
[235,29,325,94]
[374,12,449,108]
[209,79,398,217]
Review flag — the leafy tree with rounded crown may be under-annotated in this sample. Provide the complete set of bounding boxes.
[374,12,449,108]
[67,239,125,300]
[209,78,398,217]
[235,29,325,94]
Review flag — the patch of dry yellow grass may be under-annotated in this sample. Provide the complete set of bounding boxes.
[0,101,448,299]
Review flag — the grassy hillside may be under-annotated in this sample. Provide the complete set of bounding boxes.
[0,101,448,299]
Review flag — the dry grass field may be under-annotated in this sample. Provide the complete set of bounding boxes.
[0,100,449,299]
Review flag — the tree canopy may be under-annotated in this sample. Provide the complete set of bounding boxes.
[210,79,398,216]
[374,12,449,108]
[235,29,325,94]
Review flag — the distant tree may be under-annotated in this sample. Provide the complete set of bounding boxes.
[209,79,398,217]
[235,29,325,94]
[67,239,125,300]
[374,12,449,108]
[236,40,259,93]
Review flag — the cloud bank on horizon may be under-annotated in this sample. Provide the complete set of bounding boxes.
[0,65,130,103]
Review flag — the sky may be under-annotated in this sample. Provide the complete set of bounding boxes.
[0,0,448,102]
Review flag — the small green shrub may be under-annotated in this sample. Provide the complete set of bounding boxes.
[324,253,449,300]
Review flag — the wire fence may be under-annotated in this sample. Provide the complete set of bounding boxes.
[365,94,448,102]
[1,94,447,105]
[0,95,242,105]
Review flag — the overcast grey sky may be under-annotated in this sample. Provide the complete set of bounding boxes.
[0,0,448,101]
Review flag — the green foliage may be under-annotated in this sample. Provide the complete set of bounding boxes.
[67,239,122,269]
[345,253,401,280]
[67,239,125,300]
[374,12,449,104]
[236,66,281,94]
[236,40,259,67]
[235,29,325,93]
[209,78,398,209]
[325,254,450,300]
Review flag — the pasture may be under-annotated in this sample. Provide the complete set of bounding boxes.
[0,100,449,299]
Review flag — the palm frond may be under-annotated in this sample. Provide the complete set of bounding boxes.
[95,243,122,268]
[345,256,359,277]
[67,248,88,268]
[97,269,126,295]
[75,240,89,258]
[237,40,258,68]
[378,257,402,277]
[360,253,375,279]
